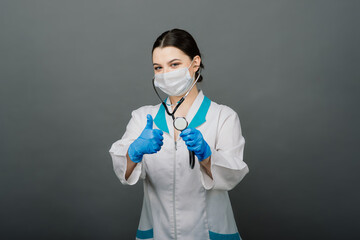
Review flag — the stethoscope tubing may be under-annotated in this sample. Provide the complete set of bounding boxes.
[152,78,196,169]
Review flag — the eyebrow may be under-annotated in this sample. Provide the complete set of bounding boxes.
[153,58,181,66]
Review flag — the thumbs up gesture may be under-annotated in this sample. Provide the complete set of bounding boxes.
[128,114,164,163]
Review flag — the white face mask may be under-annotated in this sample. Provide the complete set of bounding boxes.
[154,59,198,96]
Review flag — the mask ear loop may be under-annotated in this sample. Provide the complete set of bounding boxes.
[183,66,202,99]
[187,58,195,70]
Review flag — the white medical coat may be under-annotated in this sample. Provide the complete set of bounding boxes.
[109,90,249,240]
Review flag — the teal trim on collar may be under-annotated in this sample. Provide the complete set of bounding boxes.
[154,95,211,134]
[188,95,211,129]
[154,103,169,134]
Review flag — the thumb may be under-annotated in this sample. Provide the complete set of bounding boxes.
[145,114,153,129]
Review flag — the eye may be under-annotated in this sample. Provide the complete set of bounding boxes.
[171,62,180,68]
[154,66,162,71]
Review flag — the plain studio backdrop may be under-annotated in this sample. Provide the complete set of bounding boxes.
[1,1,359,239]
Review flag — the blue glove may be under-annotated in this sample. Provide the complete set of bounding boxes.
[128,114,164,163]
[180,128,211,162]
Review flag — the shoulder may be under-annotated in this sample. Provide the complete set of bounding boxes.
[131,103,162,119]
[208,98,239,121]
[207,99,243,135]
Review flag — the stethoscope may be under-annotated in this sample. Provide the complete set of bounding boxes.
[152,70,201,169]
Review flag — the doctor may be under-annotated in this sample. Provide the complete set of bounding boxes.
[109,28,249,240]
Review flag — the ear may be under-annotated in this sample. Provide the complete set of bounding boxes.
[193,55,201,72]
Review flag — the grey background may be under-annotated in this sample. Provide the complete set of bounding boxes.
[1,0,359,239]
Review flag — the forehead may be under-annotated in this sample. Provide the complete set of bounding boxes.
[152,46,190,63]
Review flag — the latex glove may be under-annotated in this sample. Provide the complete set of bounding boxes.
[180,128,211,162]
[128,114,164,163]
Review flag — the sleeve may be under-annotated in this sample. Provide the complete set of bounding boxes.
[200,107,249,191]
[109,109,146,185]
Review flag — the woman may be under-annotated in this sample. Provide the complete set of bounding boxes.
[109,29,249,240]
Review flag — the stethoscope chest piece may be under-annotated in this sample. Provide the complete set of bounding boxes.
[173,117,188,131]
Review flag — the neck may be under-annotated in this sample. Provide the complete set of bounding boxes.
[169,85,199,115]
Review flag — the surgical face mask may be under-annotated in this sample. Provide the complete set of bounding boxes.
[154,59,197,96]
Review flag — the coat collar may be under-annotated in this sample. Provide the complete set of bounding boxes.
[154,90,211,134]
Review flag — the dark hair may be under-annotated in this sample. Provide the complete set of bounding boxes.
[152,28,204,82]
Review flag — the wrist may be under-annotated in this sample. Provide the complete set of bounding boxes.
[128,141,143,163]
[197,144,211,162]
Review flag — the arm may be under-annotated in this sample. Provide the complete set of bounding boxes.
[199,107,249,191]
[199,156,212,179]
[109,109,144,185]
[109,111,163,185]
[125,152,138,180]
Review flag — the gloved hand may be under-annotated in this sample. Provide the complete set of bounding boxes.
[180,128,211,162]
[128,114,164,163]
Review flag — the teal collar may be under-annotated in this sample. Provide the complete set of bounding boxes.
[154,93,211,134]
